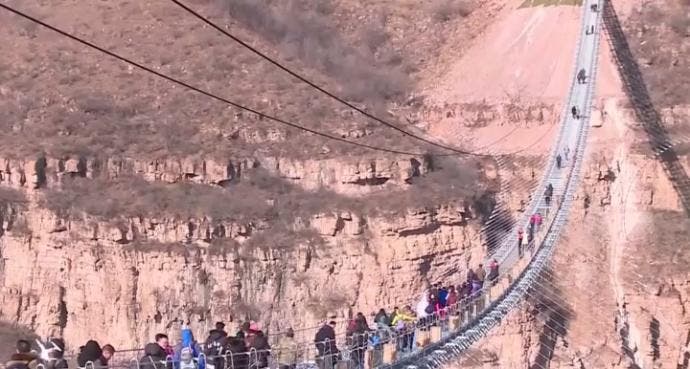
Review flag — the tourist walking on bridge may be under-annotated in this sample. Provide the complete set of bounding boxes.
[77,340,104,369]
[101,345,115,368]
[391,306,415,352]
[155,334,174,358]
[533,212,543,233]
[475,264,486,286]
[36,339,67,369]
[571,105,580,119]
[315,321,338,369]
[529,213,537,237]
[275,328,299,369]
[556,154,562,169]
[347,313,370,369]
[487,259,499,286]
[204,327,228,369]
[6,340,39,369]
[174,326,204,369]
[544,183,554,206]
[139,343,169,369]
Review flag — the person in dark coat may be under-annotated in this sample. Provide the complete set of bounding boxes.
[249,330,270,369]
[6,340,39,369]
[545,183,554,206]
[226,336,248,369]
[314,321,339,369]
[204,329,228,369]
[77,341,103,369]
[351,316,370,369]
[556,154,562,169]
[466,269,477,283]
[138,343,169,369]
[487,259,500,286]
[373,309,389,326]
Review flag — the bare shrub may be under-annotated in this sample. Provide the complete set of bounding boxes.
[41,176,275,221]
[208,238,241,256]
[0,188,27,209]
[126,240,190,255]
[668,13,689,36]
[428,0,474,22]
[364,157,483,217]
[8,217,31,237]
[625,3,690,108]
[245,224,325,251]
[220,0,411,104]
[233,301,261,321]
[307,291,349,318]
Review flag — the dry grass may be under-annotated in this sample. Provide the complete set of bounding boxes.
[427,0,475,22]
[0,187,27,209]
[42,157,485,221]
[218,0,411,105]
[625,0,690,109]
[625,210,690,285]
[40,157,487,243]
[41,171,288,221]
[0,0,477,159]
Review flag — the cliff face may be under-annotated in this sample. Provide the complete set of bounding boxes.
[0,150,493,352]
[447,99,690,369]
[0,154,434,196]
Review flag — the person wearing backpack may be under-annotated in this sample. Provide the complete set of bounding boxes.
[204,329,228,369]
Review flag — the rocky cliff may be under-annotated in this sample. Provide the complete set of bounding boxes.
[0,148,503,352]
[446,98,690,369]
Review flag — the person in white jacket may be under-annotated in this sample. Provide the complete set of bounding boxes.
[416,292,429,319]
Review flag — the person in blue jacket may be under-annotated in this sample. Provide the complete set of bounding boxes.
[174,326,205,369]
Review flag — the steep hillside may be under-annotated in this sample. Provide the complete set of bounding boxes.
[0,0,544,351]
[444,0,690,367]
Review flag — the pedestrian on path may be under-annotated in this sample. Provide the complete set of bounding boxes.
[534,212,543,233]
[577,68,586,84]
[544,183,554,206]
[571,105,579,119]
[556,154,562,169]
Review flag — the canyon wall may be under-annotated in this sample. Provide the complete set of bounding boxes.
[447,99,690,369]
[0,151,495,353]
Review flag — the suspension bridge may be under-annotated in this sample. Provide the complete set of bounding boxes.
[3,0,605,366]
[99,0,605,368]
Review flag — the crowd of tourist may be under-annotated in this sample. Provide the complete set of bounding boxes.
[4,261,505,369]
